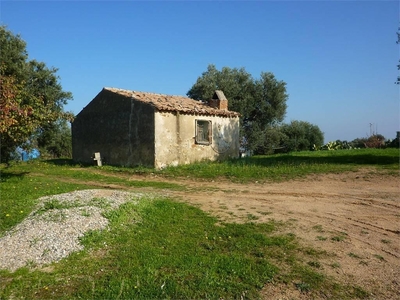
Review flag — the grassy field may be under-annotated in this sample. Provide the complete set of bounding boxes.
[0,148,398,299]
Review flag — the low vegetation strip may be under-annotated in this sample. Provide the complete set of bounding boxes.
[105,148,400,182]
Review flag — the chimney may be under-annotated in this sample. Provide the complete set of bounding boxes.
[208,90,228,110]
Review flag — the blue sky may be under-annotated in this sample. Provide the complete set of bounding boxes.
[1,1,399,142]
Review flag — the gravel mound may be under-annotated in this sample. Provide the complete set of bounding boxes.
[0,189,145,272]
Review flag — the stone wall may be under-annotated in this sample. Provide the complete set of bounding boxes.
[154,111,240,169]
[72,89,155,167]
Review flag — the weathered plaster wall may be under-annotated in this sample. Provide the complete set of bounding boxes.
[72,90,155,167]
[154,112,240,169]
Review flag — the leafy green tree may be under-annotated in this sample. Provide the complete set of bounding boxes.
[36,119,72,158]
[280,120,324,152]
[0,26,28,81]
[0,25,73,162]
[256,125,288,154]
[387,134,399,148]
[188,65,288,153]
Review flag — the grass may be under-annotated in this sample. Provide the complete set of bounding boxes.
[312,224,324,233]
[373,254,385,262]
[1,148,397,298]
[331,236,346,242]
[348,252,362,259]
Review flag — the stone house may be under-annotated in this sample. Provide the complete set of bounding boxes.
[72,87,240,169]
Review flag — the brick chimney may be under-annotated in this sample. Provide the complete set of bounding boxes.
[208,90,228,110]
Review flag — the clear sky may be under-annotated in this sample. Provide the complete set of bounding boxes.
[1,0,399,143]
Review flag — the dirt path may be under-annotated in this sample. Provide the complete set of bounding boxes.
[65,168,400,299]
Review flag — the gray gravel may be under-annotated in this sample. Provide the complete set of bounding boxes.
[0,189,146,272]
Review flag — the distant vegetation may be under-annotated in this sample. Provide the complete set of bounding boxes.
[318,133,399,151]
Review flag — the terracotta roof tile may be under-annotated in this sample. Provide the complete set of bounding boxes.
[104,87,240,117]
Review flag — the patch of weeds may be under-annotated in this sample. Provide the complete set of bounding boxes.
[381,239,391,244]
[316,236,327,241]
[307,261,322,269]
[219,205,228,210]
[80,209,91,217]
[246,214,259,221]
[330,262,341,269]
[102,208,123,221]
[35,200,66,214]
[35,199,84,216]
[373,254,385,261]
[312,225,324,233]
[352,286,370,298]
[42,248,51,256]
[302,247,328,258]
[295,282,311,293]
[221,189,234,193]
[88,197,112,209]
[360,230,369,235]
[24,260,37,269]
[348,252,362,259]
[331,234,346,242]
[257,211,272,215]
[42,210,67,222]
[238,208,246,211]
[359,260,368,266]
[29,237,41,247]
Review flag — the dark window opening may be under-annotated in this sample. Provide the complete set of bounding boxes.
[196,120,212,145]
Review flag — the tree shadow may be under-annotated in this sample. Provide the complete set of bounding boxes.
[44,158,94,167]
[0,171,30,182]
[44,158,76,166]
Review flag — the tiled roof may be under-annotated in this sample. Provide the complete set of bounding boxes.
[104,87,240,117]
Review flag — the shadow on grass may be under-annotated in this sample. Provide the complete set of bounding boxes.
[44,159,79,166]
[0,171,29,182]
[44,159,154,170]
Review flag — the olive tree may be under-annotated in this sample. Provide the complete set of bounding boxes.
[188,64,288,153]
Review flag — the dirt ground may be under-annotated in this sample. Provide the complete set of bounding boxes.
[127,168,399,299]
